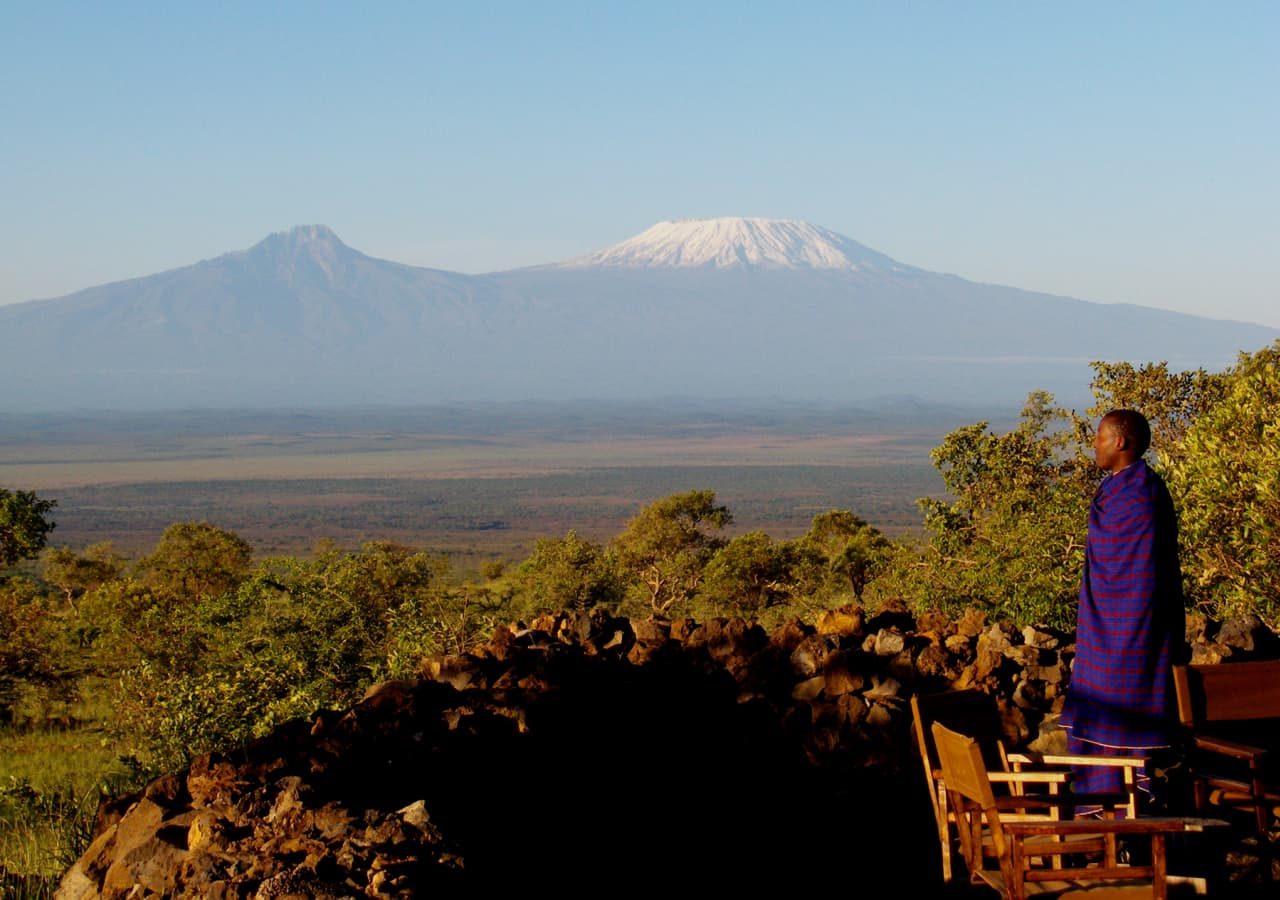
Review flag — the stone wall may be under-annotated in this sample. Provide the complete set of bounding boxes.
[57,605,1279,898]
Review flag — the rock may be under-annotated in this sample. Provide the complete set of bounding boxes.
[863,601,915,635]
[791,675,826,701]
[632,618,669,643]
[1217,614,1280,654]
[1027,717,1068,755]
[1003,644,1042,667]
[669,618,699,642]
[837,694,868,727]
[976,623,1016,656]
[865,703,894,728]
[956,608,988,637]
[822,652,866,696]
[790,635,836,677]
[914,644,952,679]
[103,831,188,897]
[1021,625,1060,649]
[1012,678,1043,710]
[1184,613,1209,646]
[944,634,973,657]
[872,629,905,657]
[1190,641,1232,665]
[815,605,865,637]
[863,674,901,703]
[972,649,1004,681]
[914,610,953,635]
[1023,663,1065,685]
[769,617,812,651]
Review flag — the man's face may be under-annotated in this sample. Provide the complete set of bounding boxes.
[1093,419,1121,472]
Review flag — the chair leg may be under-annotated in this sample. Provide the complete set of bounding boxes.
[1151,833,1167,900]
[935,783,954,881]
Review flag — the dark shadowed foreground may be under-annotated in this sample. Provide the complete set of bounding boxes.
[57,607,1278,898]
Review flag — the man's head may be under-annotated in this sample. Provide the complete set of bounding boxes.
[1093,409,1151,473]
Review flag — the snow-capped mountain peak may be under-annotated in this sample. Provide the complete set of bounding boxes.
[559,217,900,271]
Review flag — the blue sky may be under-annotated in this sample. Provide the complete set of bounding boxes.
[3,2,1277,325]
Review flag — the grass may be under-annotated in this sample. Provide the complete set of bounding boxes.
[0,684,139,893]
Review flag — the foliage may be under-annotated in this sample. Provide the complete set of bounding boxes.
[114,541,489,771]
[514,530,622,614]
[1163,342,1280,625]
[701,531,798,613]
[610,489,732,615]
[795,509,891,601]
[0,490,56,570]
[135,521,253,603]
[909,392,1098,628]
[1088,360,1227,457]
[40,543,124,609]
[0,580,74,724]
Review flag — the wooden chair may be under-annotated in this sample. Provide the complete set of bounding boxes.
[1172,661,1280,881]
[912,690,1146,881]
[932,721,1225,899]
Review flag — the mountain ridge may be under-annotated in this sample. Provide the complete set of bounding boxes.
[1,220,1275,411]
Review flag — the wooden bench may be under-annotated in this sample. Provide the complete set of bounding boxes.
[1172,660,1280,880]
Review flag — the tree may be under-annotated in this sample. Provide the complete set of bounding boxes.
[136,521,253,603]
[909,392,1097,628]
[702,531,797,612]
[1164,342,1280,624]
[516,530,622,612]
[1088,360,1227,458]
[0,488,56,569]
[41,542,125,608]
[116,540,469,770]
[0,577,66,722]
[610,490,732,615]
[797,509,890,600]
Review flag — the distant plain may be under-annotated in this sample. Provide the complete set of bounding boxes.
[0,403,990,562]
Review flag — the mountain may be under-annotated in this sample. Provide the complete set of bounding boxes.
[554,217,905,271]
[1,219,1275,410]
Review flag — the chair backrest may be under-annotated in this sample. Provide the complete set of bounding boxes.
[1172,660,1280,726]
[911,690,1011,779]
[931,720,999,810]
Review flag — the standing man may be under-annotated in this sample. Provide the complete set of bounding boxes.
[1061,409,1187,805]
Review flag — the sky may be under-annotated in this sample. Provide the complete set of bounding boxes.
[2,2,1277,326]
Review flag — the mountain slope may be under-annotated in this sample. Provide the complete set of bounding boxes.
[1,220,1274,410]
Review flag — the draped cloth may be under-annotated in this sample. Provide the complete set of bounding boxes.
[1060,459,1185,802]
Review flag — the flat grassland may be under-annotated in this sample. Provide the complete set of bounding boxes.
[0,403,983,560]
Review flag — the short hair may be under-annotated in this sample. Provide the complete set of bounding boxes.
[1102,409,1151,456]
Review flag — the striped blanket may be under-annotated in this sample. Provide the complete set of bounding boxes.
[1060,459,1185,800]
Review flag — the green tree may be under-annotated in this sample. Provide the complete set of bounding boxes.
[910,392,1097,628]
[1164,341,1280,624]
[0,489,56,569]
[796,509,891,600]
[41,542,125,608]
[610,490,732,615]
[701,530,796,612]
[515,529,622,613]
[136,522,253,602]
[1088,360,1227,457]
[114,540,489,770]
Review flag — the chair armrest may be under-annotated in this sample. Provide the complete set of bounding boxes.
[1005,816,1228,837]
[1193,734,1269,763]
[1038,754,1147,769]
[988,771,1072,785]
